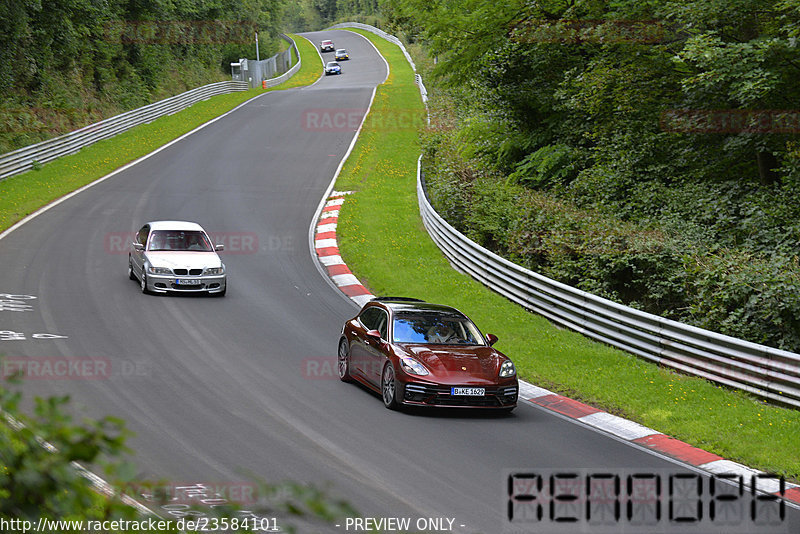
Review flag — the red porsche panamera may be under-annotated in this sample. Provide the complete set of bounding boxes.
[338,297,518,411]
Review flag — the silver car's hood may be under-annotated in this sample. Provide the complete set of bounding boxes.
[145,251,222,270]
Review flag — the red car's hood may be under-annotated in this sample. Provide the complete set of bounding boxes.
[400,344,507,383]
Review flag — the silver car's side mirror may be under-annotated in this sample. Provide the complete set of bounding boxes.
[132,242,144,251]
[215,244,225,252]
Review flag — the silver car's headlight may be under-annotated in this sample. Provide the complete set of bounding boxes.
[499,360,516,378]
[204,267,224,275]
[399,357,429,376]
[148,266,172,275]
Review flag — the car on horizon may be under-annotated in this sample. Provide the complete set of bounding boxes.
[337,297,518,411]
[128,221,226,296]
[334,48,349,61]
[319,40,335,52]
[324,61,342,75]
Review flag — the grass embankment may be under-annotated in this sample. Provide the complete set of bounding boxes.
[334,29,800,481]
[0,33,321,233]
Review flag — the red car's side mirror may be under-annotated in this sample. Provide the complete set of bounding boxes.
[366,329,383,342]
[486,334,498,346]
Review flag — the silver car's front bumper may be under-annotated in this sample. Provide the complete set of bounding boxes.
[145,273,226,294]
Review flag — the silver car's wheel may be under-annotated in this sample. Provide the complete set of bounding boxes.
[381,363,398,410]
[128,256,136,280]
[337,339,352,382]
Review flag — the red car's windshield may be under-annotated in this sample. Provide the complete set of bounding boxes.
[392,312,485,345]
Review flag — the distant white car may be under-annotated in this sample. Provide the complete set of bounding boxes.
[128,221,226,296]
[324,62,342,75]
[320,40,335,52]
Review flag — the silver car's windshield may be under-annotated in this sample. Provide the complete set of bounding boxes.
[148,230,213,252]
[392,312,485,345]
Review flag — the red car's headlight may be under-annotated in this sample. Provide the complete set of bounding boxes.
[399,357,429,376]
[499,360,516,378]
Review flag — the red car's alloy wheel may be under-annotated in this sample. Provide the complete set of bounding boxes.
[382,364,398,410]
[338,339,352,382]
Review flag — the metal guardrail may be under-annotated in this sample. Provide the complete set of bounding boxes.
[0,80,248,181]
[0,34,305,181]
[328,23,419,73]
[417,157,800,408]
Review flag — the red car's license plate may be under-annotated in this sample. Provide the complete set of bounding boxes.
[451,387,485,396]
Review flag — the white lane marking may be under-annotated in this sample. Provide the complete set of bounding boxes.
[578,411,660,441]
[319,255,346,267]
[352,294,374,307]
[316,223,338,233]
[314,238,338,249]
[306,71,378,308]
[0,300,34,312]
[699,460,798,493]
[0,91,274,244]
[1,331,68,341]
[331,274,360,287]
[519,381,554,399]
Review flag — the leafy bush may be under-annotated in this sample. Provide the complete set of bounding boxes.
[422,127,800,352]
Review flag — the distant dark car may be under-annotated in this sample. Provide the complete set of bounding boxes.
[324,61,341,75]
[320,40,335,52]
[337,297,518,411]
[335,48,349,61]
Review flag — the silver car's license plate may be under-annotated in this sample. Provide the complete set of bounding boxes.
[176,279,201,285]
[451,387,485,396]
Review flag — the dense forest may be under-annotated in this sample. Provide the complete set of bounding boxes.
[375,0,800,351]
[0,0,288,153]
[0,0,385,154]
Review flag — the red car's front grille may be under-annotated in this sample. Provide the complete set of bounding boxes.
[403,384,517,407]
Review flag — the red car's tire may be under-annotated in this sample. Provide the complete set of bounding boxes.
[337,339,352,382]
[381,363,398,410]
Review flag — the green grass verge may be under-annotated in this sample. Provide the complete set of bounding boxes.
[0,33,321,233]
[334,29,800,481]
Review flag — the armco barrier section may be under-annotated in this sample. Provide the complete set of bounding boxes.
[0,81,248,181]
[416,159,800,409]
[332,22,800,408]
[0,34,305,180]
[328,22,420,75]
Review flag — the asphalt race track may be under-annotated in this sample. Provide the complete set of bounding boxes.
[1,30,797,534]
